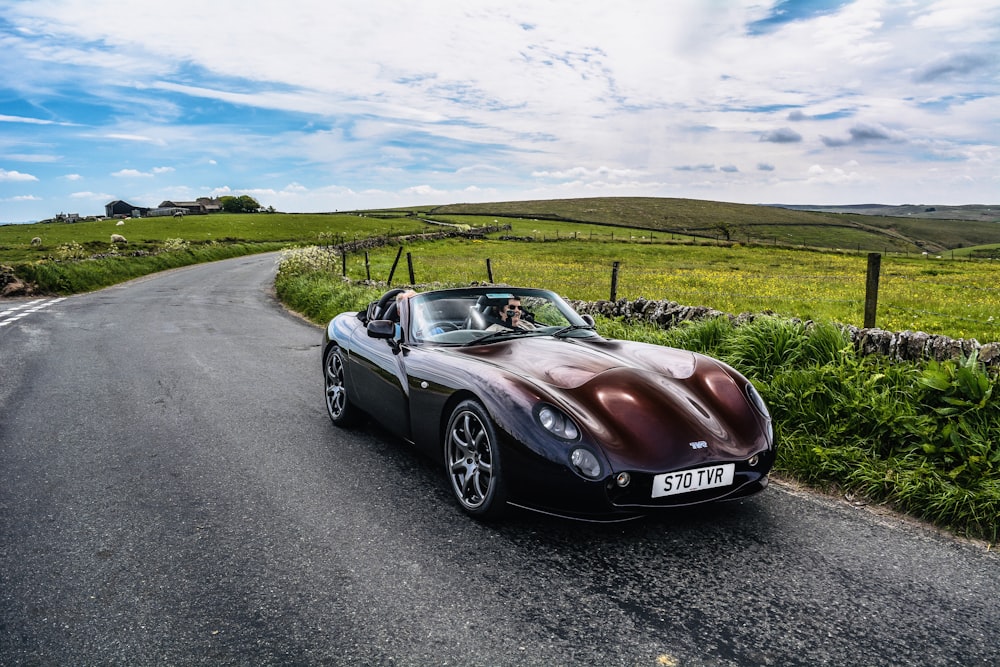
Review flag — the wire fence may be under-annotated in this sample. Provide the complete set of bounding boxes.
[324,239,1000,344]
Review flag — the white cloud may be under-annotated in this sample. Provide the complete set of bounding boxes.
[104,133,166,145]
[70,190,114,200]
[0,168,38,182]
[0,114,78,126]
[111,167,173,178]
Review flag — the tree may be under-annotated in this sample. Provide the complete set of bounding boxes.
[220,195,261,213]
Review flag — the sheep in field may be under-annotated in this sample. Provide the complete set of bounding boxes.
[30,237,42,246]
[116,220,125,226]
[110,234,127,244]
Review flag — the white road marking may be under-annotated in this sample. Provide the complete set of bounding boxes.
[0,297,65,327]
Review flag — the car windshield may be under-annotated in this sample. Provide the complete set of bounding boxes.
[407,288,597,345]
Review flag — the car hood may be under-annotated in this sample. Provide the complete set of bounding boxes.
[451,336,698,388]
[445,336,763,471]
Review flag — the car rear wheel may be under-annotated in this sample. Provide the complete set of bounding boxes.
[324,346,360,426]
[445,400,507,519]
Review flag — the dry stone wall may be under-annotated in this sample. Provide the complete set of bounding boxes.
[569,297,1000,369]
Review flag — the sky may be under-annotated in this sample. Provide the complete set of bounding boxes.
[1,0,998,223]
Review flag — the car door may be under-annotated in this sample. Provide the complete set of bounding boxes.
[347,325,410,440]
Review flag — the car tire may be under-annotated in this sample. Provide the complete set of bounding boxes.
[324,346,361,427]
[444,400,507,519]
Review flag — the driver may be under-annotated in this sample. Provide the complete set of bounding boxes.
[485,297,535,331]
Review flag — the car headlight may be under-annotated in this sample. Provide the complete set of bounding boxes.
[745,382,770,420]
[570,448,602,479]
[745,382,775,448]
[536,405,580,441]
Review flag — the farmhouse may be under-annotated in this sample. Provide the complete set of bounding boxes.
[157,197,223,215]
[104,196,223,219]
[159,200,206,215]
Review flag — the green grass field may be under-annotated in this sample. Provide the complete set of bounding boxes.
[2,203,998,342]
[0,212,431,264]
[337,237,1000,343]
[417,197,1000,253]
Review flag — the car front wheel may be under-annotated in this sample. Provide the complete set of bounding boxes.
[445,400,507,519]
[324,346,361,426]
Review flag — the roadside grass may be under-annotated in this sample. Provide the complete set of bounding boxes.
[278,249,999,543]
[15,242,289,294]
[0,213,430,293]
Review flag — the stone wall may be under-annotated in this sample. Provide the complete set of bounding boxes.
[569,297,1000,369]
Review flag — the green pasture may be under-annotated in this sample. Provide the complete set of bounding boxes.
[422,197,1000,253]
[431,213,922,254]
[0,213,430,264]
[3,209,998,343]
[338,238,1000,344]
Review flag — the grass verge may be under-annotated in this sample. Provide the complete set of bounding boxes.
[13,242,288,294]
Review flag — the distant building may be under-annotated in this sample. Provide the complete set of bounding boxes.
[147,206,189,218]
[196,197,223,214]
[104,197,222,219]
[159,200,207,215]
[105,200,149,218]
[158,198,223,215]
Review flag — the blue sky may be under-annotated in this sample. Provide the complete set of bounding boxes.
[1,0,998,223]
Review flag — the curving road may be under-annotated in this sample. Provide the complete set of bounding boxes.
[1,253,998,666]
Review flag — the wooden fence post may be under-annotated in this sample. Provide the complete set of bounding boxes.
[610,261,621,301]
[341,251,347,277]
[486,258,494,283]
[387,246,404,285]
[365,251,371,281]
[864,252,881,329]
[406,252,416,284]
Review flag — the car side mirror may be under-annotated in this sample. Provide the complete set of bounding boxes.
[367,319,403,354]
[581,314,595,326]
[367,319,396,339]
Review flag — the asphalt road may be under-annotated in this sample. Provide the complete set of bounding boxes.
[1,253,998,666]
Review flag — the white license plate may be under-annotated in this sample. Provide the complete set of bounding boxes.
[652,463,735,498]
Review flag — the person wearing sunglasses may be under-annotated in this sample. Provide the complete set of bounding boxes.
[485,297,535,331]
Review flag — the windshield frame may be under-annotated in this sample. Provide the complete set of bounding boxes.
[405,287,598,346]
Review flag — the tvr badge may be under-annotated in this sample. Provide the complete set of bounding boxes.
[689,440,708,449]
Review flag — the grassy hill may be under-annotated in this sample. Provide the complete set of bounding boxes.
[376,197,1000,254]
[776,203,999,222]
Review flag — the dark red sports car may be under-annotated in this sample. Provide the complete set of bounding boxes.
[323,286,775,521]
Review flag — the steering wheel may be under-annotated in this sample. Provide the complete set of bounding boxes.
[372,288,407,319]
[415,321,461,336]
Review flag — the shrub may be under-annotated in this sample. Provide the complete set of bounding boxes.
[277,246,340,280]
[162,238,191,252]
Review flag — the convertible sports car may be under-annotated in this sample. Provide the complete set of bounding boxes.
[322,286,775,521]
